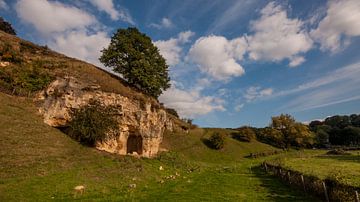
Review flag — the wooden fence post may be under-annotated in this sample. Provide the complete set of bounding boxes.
[322,182,329,202]
[301,175,306,192]
[355,190,359,202]
[287,172,291,184]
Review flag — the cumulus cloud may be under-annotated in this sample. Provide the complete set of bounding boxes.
[50,31,110,67]
[247,2,313,67]
[188,35,246,81]
[0,0,8,9]
[154,31,194,66]
[159,84,225,118]
[150,18,173,29]
[310,0,360,52]
[16,0,96,35]
[15,0,110,68]
[89,0,134,24]
[244,86,273,102]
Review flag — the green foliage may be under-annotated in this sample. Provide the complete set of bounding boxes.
[310,114,360,146]
[208,132,225,150]
[0,17,16,35]
[0,63,53,95]
[269,114,314,148]
[233,127,256,142]
[0,43,22,63]
[68,100,119,146]
[100,27,170,98]
[165,107,179,118]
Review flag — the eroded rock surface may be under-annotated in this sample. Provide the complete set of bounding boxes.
[36,77,171,157]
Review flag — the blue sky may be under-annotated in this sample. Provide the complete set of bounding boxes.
[1,0,360,128]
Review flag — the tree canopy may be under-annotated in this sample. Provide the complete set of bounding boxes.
[309,114,360,147]
[0,17,16,35]
[100,27,170,98]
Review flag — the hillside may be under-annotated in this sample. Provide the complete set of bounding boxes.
[0,92,318,201]
[0,31,159,105]
[0,31,318,201]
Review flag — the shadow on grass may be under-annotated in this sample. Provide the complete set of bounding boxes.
[251,166,320,202]
[316,154,360,162]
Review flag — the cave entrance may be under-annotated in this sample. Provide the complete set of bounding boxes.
[127,134,143,155]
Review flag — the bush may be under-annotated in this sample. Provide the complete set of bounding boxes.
[0,17,16,35]
[0,64,53,95]
[68,100,119,146]
[326,149,350,155]
[208,132,225,150]
[233,127,256,142]
[0,43,22,63]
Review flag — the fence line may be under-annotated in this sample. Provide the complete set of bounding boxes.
[261,162,360,201]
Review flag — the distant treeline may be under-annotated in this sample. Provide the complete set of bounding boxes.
[235,114,360,149]
[309,114,360,147]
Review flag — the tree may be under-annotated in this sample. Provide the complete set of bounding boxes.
[0,17,16,35]
[270,114,314,148]
[234,127,256,142]
[100,27,170,97]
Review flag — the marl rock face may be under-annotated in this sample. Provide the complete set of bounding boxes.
[36,77,173,158]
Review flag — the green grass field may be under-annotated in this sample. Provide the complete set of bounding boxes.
[267,150,360,187]
[0,92,318,201]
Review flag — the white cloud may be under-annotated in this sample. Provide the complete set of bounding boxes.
[154,31,194,66]
[208,0,260,33]
[89,0,134,24]
[274,62,360,98]
[275,62,360,111]
[15,0,110,68]
[188,35,246,81]
[247,2,313,67]
[289,56,306,67]
[0,0,8,9]
[159,84,225,118]
[16,0,97,35]
[310,0,360,52]
[234,104,244,112]
[244,86,273,102]
[50,31,110,67]
[150,18,173,29]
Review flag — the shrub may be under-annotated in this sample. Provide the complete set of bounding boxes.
[0,43,22,63]
[68,100,119,146]
[0,64,53,95]
[233,127,256,142]
[208,132,225,150]
[326,149,349,155]
[0,17,16,35]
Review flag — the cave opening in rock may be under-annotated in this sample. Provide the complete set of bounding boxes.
[127,134,143,155]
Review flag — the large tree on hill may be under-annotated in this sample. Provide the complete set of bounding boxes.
[100,27,170,98]
[0,17,16,35]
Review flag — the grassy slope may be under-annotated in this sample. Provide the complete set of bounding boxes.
[0,93,318,201]
[268,150,360,187]
[0,31,158,106]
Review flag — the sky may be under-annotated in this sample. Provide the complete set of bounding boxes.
[1,0,360,128]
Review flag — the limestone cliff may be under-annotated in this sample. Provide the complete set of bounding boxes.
[36,76,173,158]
